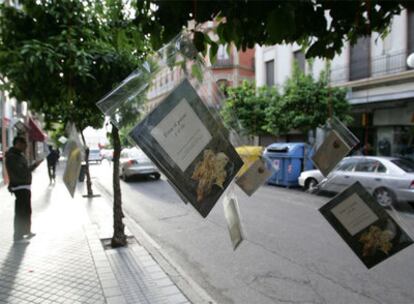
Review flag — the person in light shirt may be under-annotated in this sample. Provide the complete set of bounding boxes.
[5,136,41,242]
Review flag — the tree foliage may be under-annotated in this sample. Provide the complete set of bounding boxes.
[0,0,151,248]
[137,0,413,59]
[266,65,351,135]
[0,0,143,131]
[221,66,351,139]
[221,81,275,137]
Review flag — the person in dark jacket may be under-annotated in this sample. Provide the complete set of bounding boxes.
[5,136,41,242]
[46,145,60,184]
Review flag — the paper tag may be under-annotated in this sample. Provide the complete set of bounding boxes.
[223,195,244,250]
[236,158,272,196]
[312,129,351,176]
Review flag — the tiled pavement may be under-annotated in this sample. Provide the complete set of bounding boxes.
[0,164,192,304]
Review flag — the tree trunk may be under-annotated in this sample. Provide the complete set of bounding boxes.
[80,131,94,197]
[111,123,127,247]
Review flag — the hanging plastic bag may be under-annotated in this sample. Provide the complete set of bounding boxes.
[223,188,245,250]
[62,123,85,197]
[312,116,359,177]
[319,181,413,269]
[97,32,243,218]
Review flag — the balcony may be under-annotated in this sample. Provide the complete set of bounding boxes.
[331,50,411,85]
[211,58,233,68]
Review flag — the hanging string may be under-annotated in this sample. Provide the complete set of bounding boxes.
[193,0,197,22]
[328,87,333,120]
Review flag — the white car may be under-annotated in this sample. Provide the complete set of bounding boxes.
[298,156,414,207]
[100,149,114,161]
[119,148,160,181]
[88,148,102,164]
[298,169,324,191]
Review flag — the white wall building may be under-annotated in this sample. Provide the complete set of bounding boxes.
[256,9,414,157]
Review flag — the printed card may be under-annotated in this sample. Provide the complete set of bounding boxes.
[312,129,351,177]
[236,158,272,196]
[129,78,243,218]
[319,182,413,268]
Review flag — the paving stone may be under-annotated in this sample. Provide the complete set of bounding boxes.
[106,296,128,304]
[0,167,192,304]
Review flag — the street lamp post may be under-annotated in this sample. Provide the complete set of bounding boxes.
[407,53,414,69]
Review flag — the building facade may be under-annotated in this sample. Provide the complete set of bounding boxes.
[256,9,414,157]
[1,91,47,184]
[146,43,255,110]
[210,45,255,90]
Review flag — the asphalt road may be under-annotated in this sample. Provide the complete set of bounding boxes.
[92,163,414,304]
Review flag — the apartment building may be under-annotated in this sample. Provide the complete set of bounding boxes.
[256,9,414,157]
[1,92,47,184]
[146,43,255,111]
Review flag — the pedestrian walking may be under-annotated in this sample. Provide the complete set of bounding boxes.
[5,136,41,242]
[46,145,60,184]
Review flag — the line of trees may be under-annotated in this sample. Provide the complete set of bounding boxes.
[0,0,150,247]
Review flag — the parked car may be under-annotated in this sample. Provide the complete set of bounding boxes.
[298,156,414,207]
[100,149,114,161]
[119,148,160,181]
[298,169,324,191]
[88,148,102,164]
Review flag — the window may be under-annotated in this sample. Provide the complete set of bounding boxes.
[408,10,414,56]
[265,60,275,86]
[391,158,414,172]
[377,163,387,173]
[336,159,356,171]
[350,36,370,80]
[354,160,377,172]
[354,160,386,173]
[293,50,305,72]
[217,44,230,60]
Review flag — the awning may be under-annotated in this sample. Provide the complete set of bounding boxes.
[28,117,47,142]
[348,89,414,105]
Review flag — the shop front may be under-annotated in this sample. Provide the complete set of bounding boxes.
[350,99,414,159]
[28,116,47,162]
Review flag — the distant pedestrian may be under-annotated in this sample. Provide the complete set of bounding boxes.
[46,145,60,184]
[5,136,41,242]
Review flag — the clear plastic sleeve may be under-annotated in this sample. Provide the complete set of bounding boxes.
[319,181,413,269]
[63,123,84,158]
[307,116,359,195]
[96,32,244,218]
[62,123,85,198]
[312,116,359,177]
[223,186,245,250]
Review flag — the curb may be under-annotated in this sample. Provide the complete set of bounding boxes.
[94,180,216,304]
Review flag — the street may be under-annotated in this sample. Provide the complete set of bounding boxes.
[92,162,414,304]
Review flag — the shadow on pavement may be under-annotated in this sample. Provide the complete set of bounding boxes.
[0,244,29,302]
[122,175,162,183]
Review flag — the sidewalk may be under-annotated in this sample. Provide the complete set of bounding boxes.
[0,163,193,304]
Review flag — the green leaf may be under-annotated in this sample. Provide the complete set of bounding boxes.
[191,63,203,83]
[209,42,218,64]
